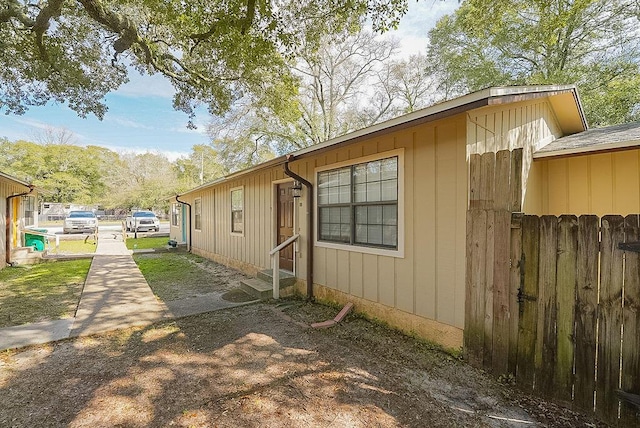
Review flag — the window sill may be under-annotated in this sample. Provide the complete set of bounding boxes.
[315,240,404,258]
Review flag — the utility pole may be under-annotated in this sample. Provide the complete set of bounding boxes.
[199,152,204,185]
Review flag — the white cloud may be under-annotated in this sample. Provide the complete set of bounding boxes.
[170,124,209,135]
[96,144,190,161]
[1,116,88,143]
[104,115,156,130]
[385,0,460,57]
[114,71,176,99]
[8,116,56,131]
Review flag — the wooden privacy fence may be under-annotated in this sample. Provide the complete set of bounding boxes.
[466,150,640,425]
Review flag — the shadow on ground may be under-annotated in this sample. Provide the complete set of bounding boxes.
[0,302,602,428]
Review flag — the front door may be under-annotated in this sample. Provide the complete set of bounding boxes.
[277,182,295,272]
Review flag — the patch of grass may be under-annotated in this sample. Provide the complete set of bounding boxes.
[0,260,91,328]
[126,236,169,250]
[134,252,230,301]
[54,239,97,254]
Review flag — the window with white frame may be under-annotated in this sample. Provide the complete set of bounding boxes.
[171,203,180,227]
[231,187,244,234]
[194,198,202,230]
[23,196,35,226]
[317,155,399,250]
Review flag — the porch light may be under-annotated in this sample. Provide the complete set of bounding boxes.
[292,180,303,198]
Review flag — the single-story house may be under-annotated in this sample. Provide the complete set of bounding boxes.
[170,85,634,351]
[1,171,37,269]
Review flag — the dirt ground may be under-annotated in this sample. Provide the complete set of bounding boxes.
[0,256,609,427]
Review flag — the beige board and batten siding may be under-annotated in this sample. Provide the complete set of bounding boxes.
[467,98,564,210]
[186,167,294,277]
[525,149,640,216]
[181,116,469,349]
[294,115,468,349]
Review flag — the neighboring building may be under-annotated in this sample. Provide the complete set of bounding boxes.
[38,203,98,222]
[526,121,640,216]
[171,85,591,350]
[0,171,37,269]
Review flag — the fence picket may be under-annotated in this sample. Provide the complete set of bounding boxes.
[508,213,523,375]
[574,215,599,413]
[535,216,558,395]
[465,209,487,367]
[621,215,640,424]
[596,216,625,421]
[480,152,495,210]
[509,148,523,212]
[469,154,481,209]
[555,215,577,401]
[484,210,495,369]
[492,210,511,375]
[495,150,510,211]
[516,215,540,390]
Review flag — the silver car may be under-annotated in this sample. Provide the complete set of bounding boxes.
[63,211,98,234]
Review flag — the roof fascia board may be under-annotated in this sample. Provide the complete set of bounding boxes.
[534,139,640,160]
[0,171,30,188]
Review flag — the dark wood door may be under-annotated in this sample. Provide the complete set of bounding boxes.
[277,182,295,272]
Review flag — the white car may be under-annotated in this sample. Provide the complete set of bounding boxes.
[126,211,160,232]
[63,211,98,234]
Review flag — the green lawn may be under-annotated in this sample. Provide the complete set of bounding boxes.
[53,239,97,254]
[126,236,170,250]
[0,260,91,328]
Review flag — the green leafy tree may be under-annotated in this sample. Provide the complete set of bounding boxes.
[0,139,106,203]
[209,28,436,169]
[174,144,228,190]
[427,0,640,126]
[1,0,409,124]
[101,152,177,211]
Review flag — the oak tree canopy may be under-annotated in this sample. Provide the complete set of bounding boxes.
[0,0,409,124]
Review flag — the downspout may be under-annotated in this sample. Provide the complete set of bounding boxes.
[175,194,192,252]
[5,186,34,265]
[283,155,314,301]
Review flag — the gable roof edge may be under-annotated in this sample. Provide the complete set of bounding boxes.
[178,85,584,197]
[0,171,31,188]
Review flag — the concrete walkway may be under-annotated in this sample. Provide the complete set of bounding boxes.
[0,234,169,351]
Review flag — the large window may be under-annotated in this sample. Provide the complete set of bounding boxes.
[231,187,244,234]
[194,198,202,231]
[318,155,398,250]
[171,203,180,227]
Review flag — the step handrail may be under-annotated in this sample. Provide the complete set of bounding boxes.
[269,234,299,299]
[269,234,299,256]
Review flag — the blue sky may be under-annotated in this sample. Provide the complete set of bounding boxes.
[0,1,458,161]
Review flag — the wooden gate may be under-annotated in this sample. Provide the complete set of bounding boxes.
[465,149,640,425]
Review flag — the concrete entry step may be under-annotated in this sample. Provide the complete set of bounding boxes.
[10,246,43,265]
[257,269,296,288]
[240,278,273,300]
[240,270,296,300]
